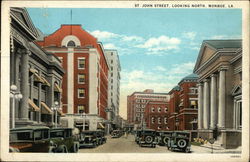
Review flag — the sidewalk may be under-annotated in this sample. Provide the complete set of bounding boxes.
[191,144,242,154]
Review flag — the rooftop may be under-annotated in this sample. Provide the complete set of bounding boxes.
[204,39,242,49]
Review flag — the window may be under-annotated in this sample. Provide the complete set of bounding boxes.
[111,73,113,77]
[158,107,161,112]
[67,40,76,47]
[151,117,155,123]
[111,79,113,83]
[111,66,113,71]
[151,107,155,112]
[165,108,168,112]
[141,109,144,112]
[111,52,113,56]
[164,117,168,124]
[78,88,85,98]
[158,117,161,124]
[78,74,85,84]
[78,58,85,69]
[142,105,145,108]
[78,105,85,113]
[157,126,162,129]
[111,60,113,64]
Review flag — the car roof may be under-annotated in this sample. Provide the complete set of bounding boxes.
[50,127,72,130]
[11,126,50,131]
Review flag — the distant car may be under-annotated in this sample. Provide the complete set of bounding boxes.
[168,131,191,153]
[9,127,55,153]
[79,131,98,148]
[157,131,172,146]
[111,130,122,138]
[138,129,158,148]
[50,128,79,153]
[96,130,107,145]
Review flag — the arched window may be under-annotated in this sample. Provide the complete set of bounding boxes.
[67,40,76,47]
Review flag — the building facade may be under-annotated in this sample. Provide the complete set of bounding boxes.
[144,101,169,130]
[105,50,121,129]
[10,8,64,128]
[127,89,169,129]
[36,24,109,130]
[193,39,242,148]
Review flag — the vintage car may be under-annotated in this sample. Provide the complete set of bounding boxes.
[138,129,158,148]
[110,130,122,138]
[79,131,99,148]
[157,131,172,146]
[50,128,79,153]
[9,126,55,152]
[96,130,107,145]
[167,131,191,153]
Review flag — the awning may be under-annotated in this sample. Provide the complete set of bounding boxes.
[191,101,197,106]
[41,77,51,87]
[97,123,105,129]
[41,102,53,114]
[28,99,40,111]
[54,83,62,93]
[57,109,65,116]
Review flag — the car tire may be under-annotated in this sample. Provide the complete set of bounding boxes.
[71,142,79,153]
[145,136,153,144]
[177,139,187,149]
[163,137,170,146]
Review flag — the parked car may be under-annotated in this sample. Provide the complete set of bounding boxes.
[96,130,107,145]
[111,130,122,138]
[79,131,98,148]
[50,128,79,153]
[9,126,55,152]
[138,129,158,148]
[158,131,172,146]
[168,131,191,153]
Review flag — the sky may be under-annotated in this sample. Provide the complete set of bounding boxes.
[27,8,242,119]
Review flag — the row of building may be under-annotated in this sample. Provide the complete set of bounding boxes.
[127,41,242,149]
[9,8,123,132]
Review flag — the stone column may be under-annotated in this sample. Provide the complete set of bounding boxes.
[210,74,217,129]
[198,83,203,129]
[203,79,210,129]
[218,68,227,128]
[15,52,21,119]
[19,49,30,121]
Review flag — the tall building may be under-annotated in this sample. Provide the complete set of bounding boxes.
[36,24,109,130]
[167,74,198,131]
[9,8,64,128]
[105,50,121,129]
[127,89,169,129]
[193,39,242,149]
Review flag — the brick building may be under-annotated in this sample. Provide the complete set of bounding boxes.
[36,24,109,130]
[167,74,198,131]
[144,101,169,130]
[127,89,169,129]
[194,39,242,148]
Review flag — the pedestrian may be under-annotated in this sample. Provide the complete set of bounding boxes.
[125,131,128,139]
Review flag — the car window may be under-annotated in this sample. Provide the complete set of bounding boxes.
[43,130,49,139]
[10,131,33,141]
[34,130,43,140]
[50,131,64,138]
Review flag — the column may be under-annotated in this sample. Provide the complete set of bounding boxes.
[15,52,21,119]
[197,83,203,129]
[19,49,30,120]
[218,68,227,128]
[203,79,210,129]
[210,74,217,129]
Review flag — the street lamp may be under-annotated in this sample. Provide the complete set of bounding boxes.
[10,85,23,129]
[51,101,60,128]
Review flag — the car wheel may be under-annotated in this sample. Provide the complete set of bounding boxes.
[71,142,79,153]
[163,137,170,146]
[145,136,153,144]
[177,139,187,149]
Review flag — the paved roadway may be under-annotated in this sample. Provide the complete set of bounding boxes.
[78,134,171,153]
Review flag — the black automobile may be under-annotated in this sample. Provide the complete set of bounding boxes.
[79,131,98,148]
[158,131,172,146]
[50,128,79,153]
[138,129,158,148]
[96,130,107,145]
[9,126,55,152]
[111,130,122,138]
[168,131,191,153]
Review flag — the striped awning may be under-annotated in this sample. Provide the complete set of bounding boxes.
[54,83,62,93]
[28,99,40,111]
[41,102,53,114]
